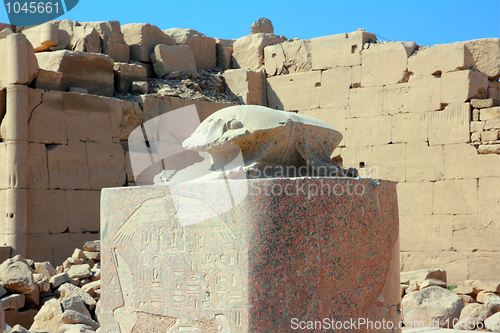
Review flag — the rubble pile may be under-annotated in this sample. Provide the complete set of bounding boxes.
[1,241,102,333]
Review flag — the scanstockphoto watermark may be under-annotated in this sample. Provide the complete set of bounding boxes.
[250,178,366,200]
[291,317,408,330]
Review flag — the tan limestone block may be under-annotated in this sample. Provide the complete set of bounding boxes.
[113,62,147,94]
[223,69,266,106]
[471,121,485,132]
[479,106,500,121]
[489,81,500,100]
[392,112,428,143]
[345,115,391,146]
[47,142,91,189]
[349,86,384,117]
[122,23,175,63]
[311,30,376,70]
[400,215,453,252]
[471,132,480,143]
[34,69,63,91]
[351,65,362,87]
[400,251,468,286]
[216,38,233,70]
[444,143,500,179]
[150,44,197,78]
[471,98,500,109]
[107,98,143,141]
[468,252,500,282]
[65,97,113,144]
[408,43,476,76]
[362,42,409,87]
[232,33,287,69]
[480,130,499,141]
[428,103,471,145]
[263,39,311,76]
[298,107,347,147]
[35,50,115,96]
[484,119,500,130]
[397,181,433,216]
[27,89,67,144]
[27,190,68,234]
[408,75,442,112]
[478,177,500,218]
[267,71,321,111]
[433,179,478,215]
[66,190,100,233]
[460,38,500,79]
[27,143,49,190]
[478,144,500,154]
[441,70,489,104]
[452,214,500,252]
[383,83,410,115]
[164,28,216,70]
[85,142,126,190]
[320,66,351,108]
[0,33,39,90]
[405,143,444,182]
[80,21,130,63]
[338,146,372,176]
[371,143,406,182]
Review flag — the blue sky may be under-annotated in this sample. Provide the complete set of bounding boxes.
[1,0,499,46]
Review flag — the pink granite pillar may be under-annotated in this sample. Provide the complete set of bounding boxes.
[101,177,400,333]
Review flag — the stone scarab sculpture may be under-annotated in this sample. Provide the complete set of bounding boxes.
[181,105,358,179]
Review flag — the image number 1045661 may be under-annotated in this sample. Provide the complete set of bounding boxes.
[3,0,79,26]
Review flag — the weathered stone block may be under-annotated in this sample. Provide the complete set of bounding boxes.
[34,69,63,91]
[362,42,409,87]
[481,130,499,141]
[391,112,428,143]
[320,66,351,108]
[5,308,37,331]
[150,44,197,78]
[232,33,287,69]
[311,30,376,70]
[70,25,102,53]
[460,38,500,79]
[400,215,453,252]
[444,143,500,179]
[338,146,372,176]
[471,121,485,132]
[441,70,489,104]
[405,143,444,182]
[101,178,399,332]
[349,86,384,117]
[65,190,101,233]
[397,181,434,216]
[216,38,233,70]
[35,50,115,96]
[264,39,311,76]
[371,144,406,182]
[47,142,91,190]
[19,22,58,52]
[223,69,266,105]
[122,23,175,63]
[267,71,321,111]
[85,142,125,190]
[28,143,49,190]
[433,179,478,215]
[80,20,130,62]
[428,103,471,145]
[468,252,500,282]
[0,33,39,90]
[345,116,392,146]
[27,89,67,144]
[452,214,500,252]
[479,106,500,121]
[471,98,500,109]
[107,98,143,141]
[113,62,147,94]
[489,81,500,100]
[164,28,216,70]
[408,43,476,76]
[408,75,442,112]
[383,83,410,115]
[27,190,67,234]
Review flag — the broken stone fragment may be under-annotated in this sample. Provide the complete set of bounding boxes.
[150,44,197,78]
[59,283,96,310]
[33,273,50,293]
[122,23,176,63]
[66,264,92,280]
[49,273,70,289]
[114,62,147,94]
[80,20,130,62]
[131,81,148,95]
[19,21,58,52]
[232,33,287,69]
[454,303,492,330]
[83,241,100,253]
[30,298,64,332]
[250,17,274,34]
[2,294,26,310]
[61,310,100,330]
[61,295,91,318]
[0,255,37,294]
[164,28,216,70]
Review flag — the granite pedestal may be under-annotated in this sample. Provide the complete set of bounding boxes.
[100,177,400,332]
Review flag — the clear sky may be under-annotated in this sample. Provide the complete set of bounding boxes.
[1,0,499,46]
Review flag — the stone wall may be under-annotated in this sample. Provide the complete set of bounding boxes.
[1,19,499,284]
[262,30,500,285]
